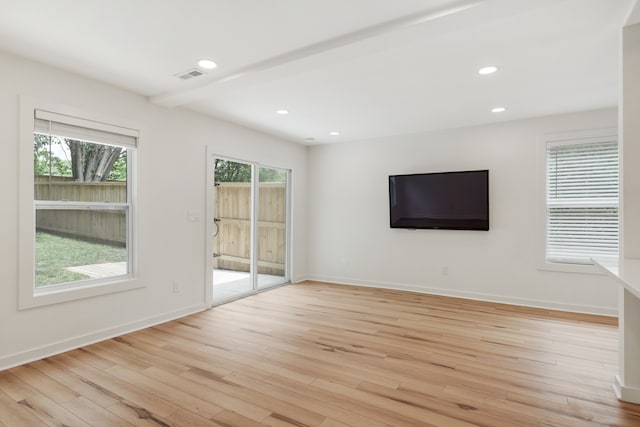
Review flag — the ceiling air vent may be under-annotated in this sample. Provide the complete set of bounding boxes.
[175,68,206,80]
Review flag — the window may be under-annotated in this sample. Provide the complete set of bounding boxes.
[544,134,618,267]
[19,99,140,309]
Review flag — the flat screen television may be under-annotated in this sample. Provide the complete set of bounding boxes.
[389,170,489,230]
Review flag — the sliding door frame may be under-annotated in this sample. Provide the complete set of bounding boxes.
[205,149,291,307]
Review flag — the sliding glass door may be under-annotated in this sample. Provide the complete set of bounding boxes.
[212,159,253,302]
[257,166,287,289]
[211,157,289,304]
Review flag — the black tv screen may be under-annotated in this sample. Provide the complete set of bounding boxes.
[389,170,489,230]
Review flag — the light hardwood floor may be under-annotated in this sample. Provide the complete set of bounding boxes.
[1,281,639,426]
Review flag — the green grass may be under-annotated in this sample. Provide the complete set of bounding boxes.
[35,231,126,287]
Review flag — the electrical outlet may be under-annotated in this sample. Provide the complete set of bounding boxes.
[442,266,449,276]
[172,281,180,293]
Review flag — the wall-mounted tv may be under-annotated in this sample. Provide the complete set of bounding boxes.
[389,170,489,230]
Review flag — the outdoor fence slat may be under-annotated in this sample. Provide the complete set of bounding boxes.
[213,182,286,275]
[34,178,285,274]
[35,178,127,245]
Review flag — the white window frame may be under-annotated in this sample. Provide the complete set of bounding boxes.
[205,151,292,307]
[537,128,618,274]
[18,96,142,309]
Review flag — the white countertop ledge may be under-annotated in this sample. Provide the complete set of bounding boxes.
[592,257,640,300]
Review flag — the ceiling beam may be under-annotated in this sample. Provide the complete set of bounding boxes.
[149,0,485,108]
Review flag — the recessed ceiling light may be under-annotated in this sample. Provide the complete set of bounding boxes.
[478,66,498,75]
[197,59,217,70]
[305,138,315,142]
[491,107,506,113]
[276,109,289,115]
[329,131,340,136]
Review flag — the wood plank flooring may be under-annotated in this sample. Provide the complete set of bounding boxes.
[2,281,640,426]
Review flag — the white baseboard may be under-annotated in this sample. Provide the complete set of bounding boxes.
[0,303,208,371]
[305,275,618,317]
[614,375,640,404]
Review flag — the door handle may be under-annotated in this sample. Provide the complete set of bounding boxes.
[213,217,221,237]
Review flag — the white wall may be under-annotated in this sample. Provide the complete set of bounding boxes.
[307,109,619,314]
[0,51,307,369]
[622,22,640,258]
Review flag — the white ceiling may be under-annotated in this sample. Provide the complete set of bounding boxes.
[0,0,634,144]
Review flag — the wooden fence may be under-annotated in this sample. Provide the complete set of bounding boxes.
[34,177,126,245]
[34,177,286,275]
[214,182,286,276]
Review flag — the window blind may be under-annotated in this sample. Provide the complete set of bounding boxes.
[34,109,138,149]
[546,139,618,264]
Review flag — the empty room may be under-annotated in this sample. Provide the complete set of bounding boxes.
[2,0,640,425]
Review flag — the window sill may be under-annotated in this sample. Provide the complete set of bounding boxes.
[19,276,143,310]
[537,261,608,275]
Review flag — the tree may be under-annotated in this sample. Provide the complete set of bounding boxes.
[34,133,126,182]
[107,151,127,181]
[214,159,251,183]
[258,167,286,183]
[214,159,286,183]
[68,139,123,182]
[34,134,71,177]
